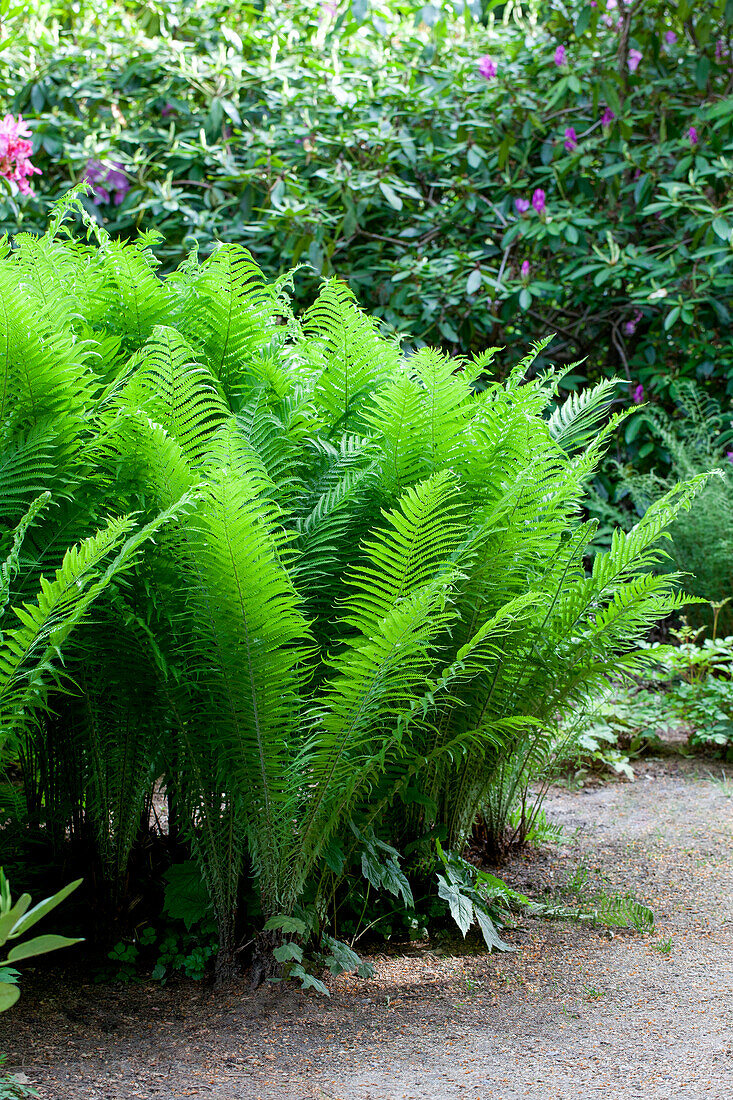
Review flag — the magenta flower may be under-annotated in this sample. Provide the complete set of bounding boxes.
[515,198,530,214]
[0,114,41,196]
[531,188,546,215]
[664,31,677,45]
[628,49,643,72]
[624,310,643,336]
[632,383,644,404]
[161,103,176,118]
[688,126,698,146]
[478,55,497,80]
[564,127,578,152]
[85,159,130,206]
[716,39,728,62]
[727,451,733,464]
[554,45,567,67]
[520,260,530,280]
[601,107,615,128]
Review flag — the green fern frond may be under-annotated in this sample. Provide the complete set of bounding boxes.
[303,280,401,430]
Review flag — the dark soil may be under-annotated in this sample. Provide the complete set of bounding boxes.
[4,755,733,1099]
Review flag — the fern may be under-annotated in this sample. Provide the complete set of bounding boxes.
[0,196,700,982]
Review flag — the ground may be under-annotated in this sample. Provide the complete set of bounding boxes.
[4,755,732,1099]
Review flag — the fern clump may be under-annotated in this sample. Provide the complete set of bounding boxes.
[0,189,705,983]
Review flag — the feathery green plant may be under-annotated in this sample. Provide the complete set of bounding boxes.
[0,190,705,982]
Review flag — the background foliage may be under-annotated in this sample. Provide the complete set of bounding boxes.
[2,0,732,474]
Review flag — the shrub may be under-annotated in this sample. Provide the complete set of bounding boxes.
[2,0,731,459]
[0,191,704,982]
[608,382,733,627]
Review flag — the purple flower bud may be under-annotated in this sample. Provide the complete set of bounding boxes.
[727,451,733,464]
[664,31,677,45]
[520,260,530,280]
[716,39,727,62]
[554,45,567,67]
[478,55,497,80]
[624,311,643,336]
[514,198,530,214]
[531,188,546,215]
[601,108,615,128]
[632,383,644,404]
[688,126,698,146]
[628,49,643,72]
[161,103,175,118]
[564,127,578,152]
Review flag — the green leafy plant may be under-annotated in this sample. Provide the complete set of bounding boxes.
[0,870,82,1011]
[3,0,732,469]
[610,383,733,626]
[0,190,701,986]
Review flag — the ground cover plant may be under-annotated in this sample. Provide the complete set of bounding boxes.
[0,189,708,989]
[2,0,732,475]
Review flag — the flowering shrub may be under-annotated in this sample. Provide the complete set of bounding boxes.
[1,0,732,471]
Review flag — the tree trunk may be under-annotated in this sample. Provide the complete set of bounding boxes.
[249,928,283,990]
[214,921,241,988]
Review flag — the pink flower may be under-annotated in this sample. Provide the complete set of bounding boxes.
[688,126,698,146]
[161,103,176,118]
[664,31,677,45]
[532,188,546,215]
[0,114,41,196]
[554,45,567,67]
[564,127,578,152]
[727,451,733,464]
[632,383,644,404]
[520,260,530,280]
[628,49,643,72]
[514,198,530,214]
[601,107,615,128]
[478,55,497,80]
[716,39,728,62]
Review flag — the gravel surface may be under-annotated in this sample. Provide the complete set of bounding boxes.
[5,756,733,1099]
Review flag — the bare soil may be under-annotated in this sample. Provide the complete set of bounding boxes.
[4,755,733,1099]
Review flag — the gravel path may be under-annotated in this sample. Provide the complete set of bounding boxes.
[5,756,733,1099]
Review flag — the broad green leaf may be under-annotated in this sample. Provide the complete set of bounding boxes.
[466,269,482,295]
[575,6,591,35]
[6,934,83,963]
[273,942,303,963]
[0,896,32,947]
[378,182,403,211]
[9,879,83,938]
[0,981,20,1013]
[711,217,731,242]
[437,875,474,937]
[474,906,514,953]
[264,915,308,935]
